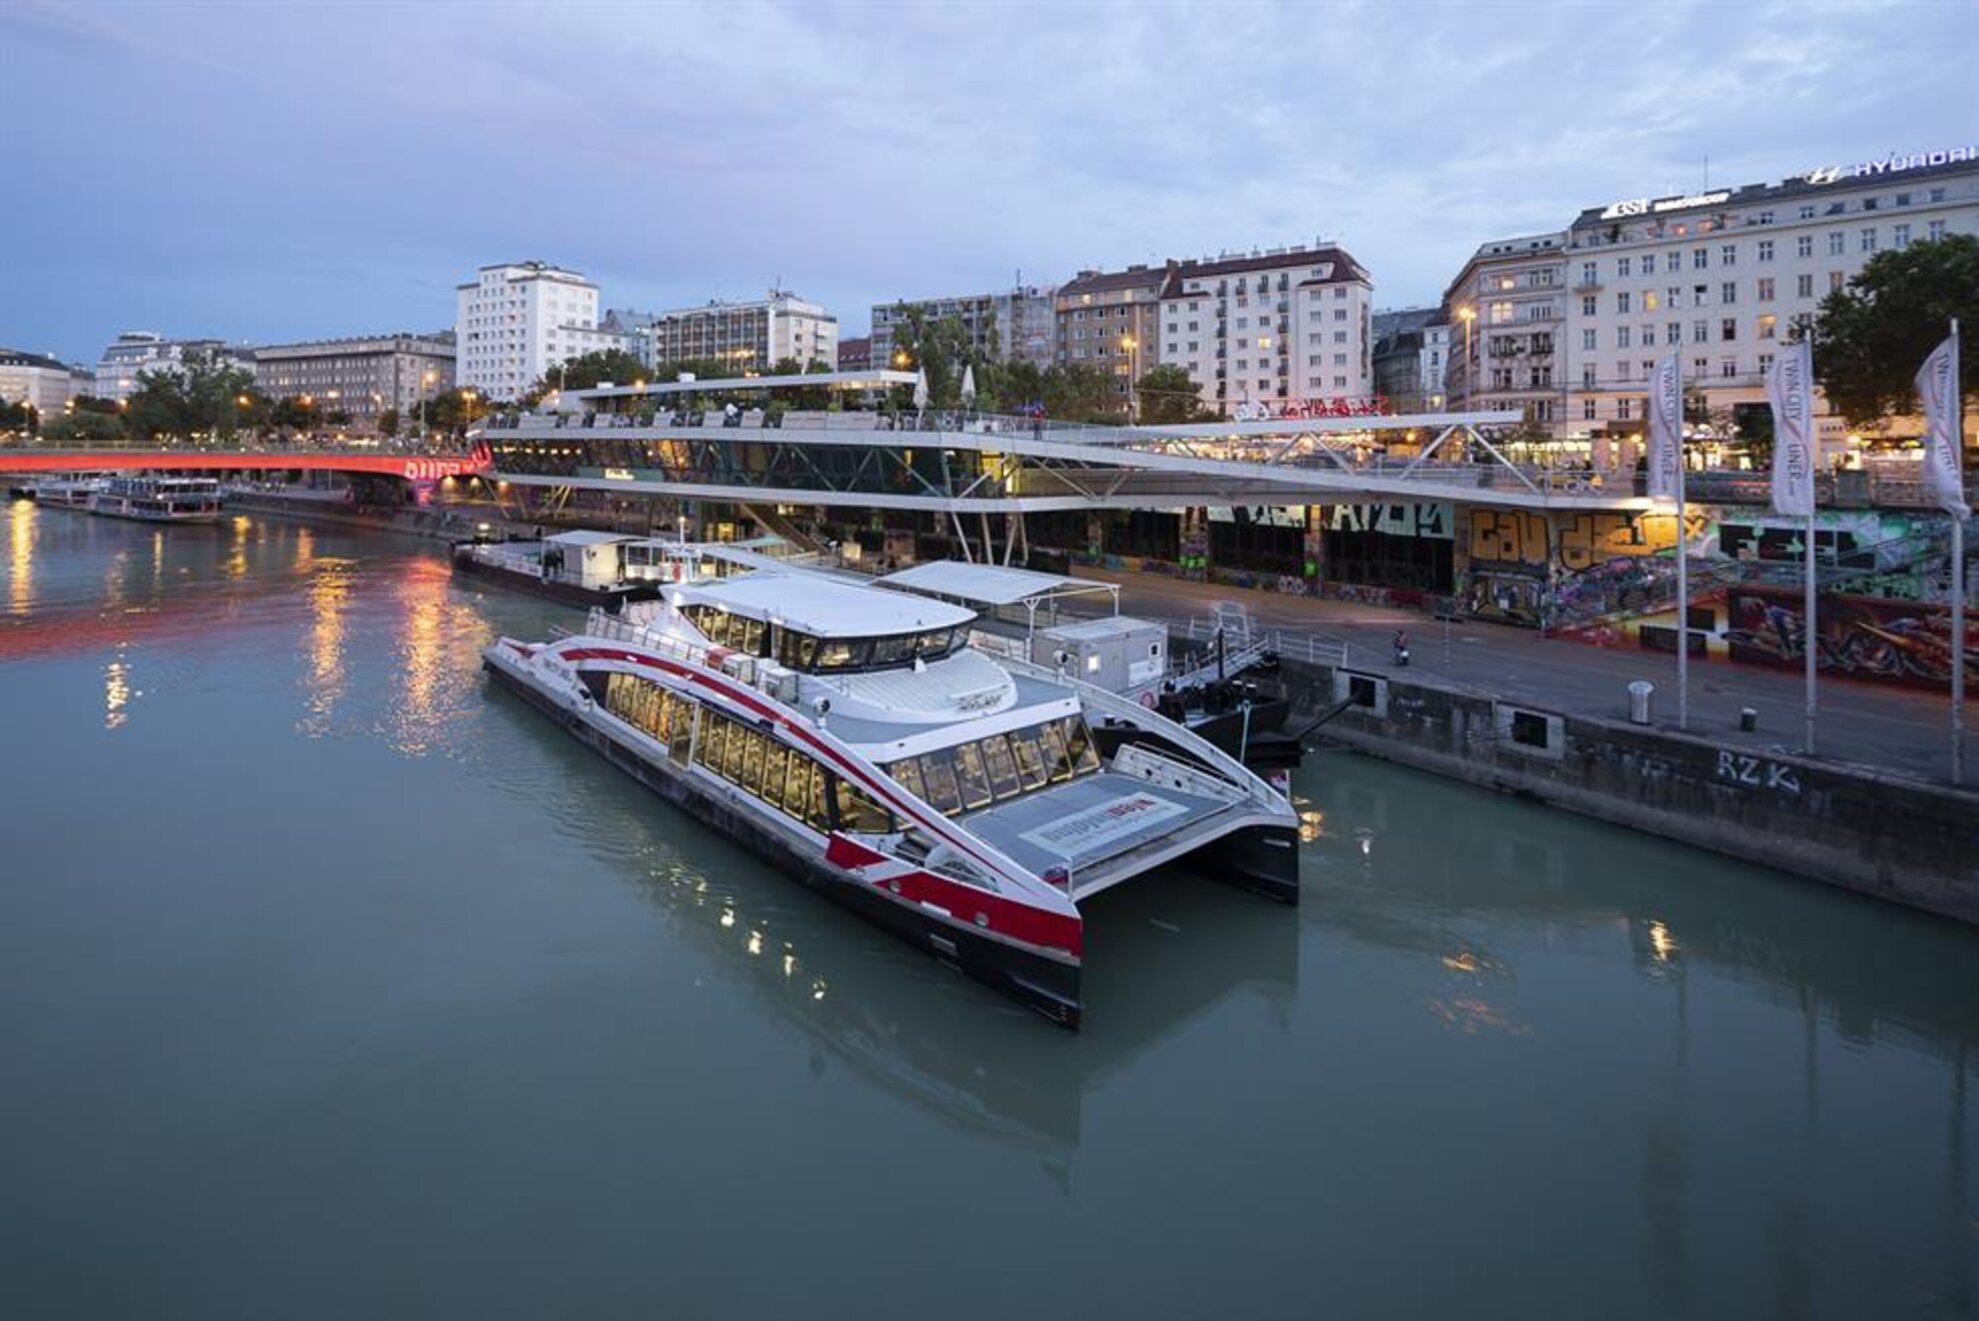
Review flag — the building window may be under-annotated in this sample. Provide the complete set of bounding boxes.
[1721,282,1737,305]
[1616,360,1630,381]
[1757,314,1777,340]
[1581,295,1598,316]
[1760,352,1775,375]
[1618,398,1634,421]
[1693,248,1708,270]
[1893,223,1912,249]
[1693,320,1708,344]
[1583,398,1598,420]
[1797,273,1814,298]
[1796,235,1814,259]
[1828,231,1845,255]
[1929,220,1947,241]
[1719,358,1736,378]
[1335,309,1350,322]
[1334,331,1347,344]
[1582,364,1597,387]
[1580,261,1597,285]
[1666,323,1681,345]
[1644,291,1660,312]
[1861,228,1878,253]
[1617,326,1632,348]
[1721,244,1737,266]
[1666,252,1682,273]
[1830,271,1846,293]
[1617,291,1632,314]
[1758,240,1775,262]
[1757,277,1775,301]
[1582,328,1597,350]
[1618,257,1633,277]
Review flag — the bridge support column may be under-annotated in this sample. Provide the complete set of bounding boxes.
[1181,506,1209,582]
[1303,507,1326,597]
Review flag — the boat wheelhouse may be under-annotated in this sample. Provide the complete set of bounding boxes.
[29,478,104,510]
[89,475,223,523]
[484,552,1300,1026]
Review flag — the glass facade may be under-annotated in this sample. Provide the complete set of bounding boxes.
[678,603,963,673]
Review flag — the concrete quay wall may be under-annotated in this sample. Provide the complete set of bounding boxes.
[1285,659,1979,925]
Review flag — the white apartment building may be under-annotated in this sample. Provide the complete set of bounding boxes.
[93,332,253,402]
[252,333,456,431]
[1439,233,1568,429]
[1561,146,1979,442]
[647,290,837,372]
[456,261,628,400]
[1419,322,1451,408]
[870,285,1057,370]
[0,349,86,416]
[1156,245,1374,417]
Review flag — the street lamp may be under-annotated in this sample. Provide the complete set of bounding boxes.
[1455,306,1476,411]
[1120,334,1139,423]
[420,369,437,444]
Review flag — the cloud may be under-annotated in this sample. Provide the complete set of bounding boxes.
[1,0,1972,360]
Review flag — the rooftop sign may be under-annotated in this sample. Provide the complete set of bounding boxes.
[1599,190,1731,221]
[1802,144,1975,185]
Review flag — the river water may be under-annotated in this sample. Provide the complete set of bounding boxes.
[2,501,1975,1320]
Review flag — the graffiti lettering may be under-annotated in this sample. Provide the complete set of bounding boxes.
[1715,750,1801,795]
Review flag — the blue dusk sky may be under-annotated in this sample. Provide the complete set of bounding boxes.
[4,0,1975,365]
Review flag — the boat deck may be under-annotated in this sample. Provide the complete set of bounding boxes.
[960,771,1234,897]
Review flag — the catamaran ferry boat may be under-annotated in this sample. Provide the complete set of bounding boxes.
[483,545,1300,1026]
[89,475,224,523]
[28,477,104,510]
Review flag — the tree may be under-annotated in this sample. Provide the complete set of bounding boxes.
[376,407,399,437]
[528,348,649,400]
[0,399,36,434]
[424,387,490,437]
[124,349,258,440]
[1044,362,1120,423]
[1135,363,1203,424]
[41,410,125,442]
[1808,233,1979,426]
[271,395,319,431]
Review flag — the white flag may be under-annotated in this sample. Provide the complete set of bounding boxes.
[1916,334,1967,518]
[1646,352,1683,503]
[1767,339,1816,517]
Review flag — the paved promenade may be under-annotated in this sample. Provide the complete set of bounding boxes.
[1076,566,1973,788]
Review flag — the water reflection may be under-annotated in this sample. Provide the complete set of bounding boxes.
[9,498,35,614]
[386,557,493,757]
[103,651,134,730]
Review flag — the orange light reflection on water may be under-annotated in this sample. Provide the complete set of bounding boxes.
[8,500,32,614]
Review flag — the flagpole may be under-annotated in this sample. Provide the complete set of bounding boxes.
[1805,503,1817,756]
[1952,317,1965,787]
[1676,359,1689,730]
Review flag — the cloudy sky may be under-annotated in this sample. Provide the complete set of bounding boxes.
[4,0,1974,364]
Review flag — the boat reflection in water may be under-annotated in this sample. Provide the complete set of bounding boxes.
[505,718,1302,1167]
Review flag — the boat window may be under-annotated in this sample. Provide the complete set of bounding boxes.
[1039,720,1074,782]
[801,760,833,832]
[980,734,1023,800]
[761,744,788,810]
[721,721,748,781]
[739,617,767,656]
[741,729,766,793]
[835,779,894,835]
[668,700,694,762]
[888,756,926,803]
[697,715,726,770]
[1062,717,1102,776]
[1007,727,1051,790]
[870,635,916,666]
[917,752,964,816]
[813,637,864,670]
[952,742,995,811]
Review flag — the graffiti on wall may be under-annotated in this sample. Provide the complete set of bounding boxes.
[1726,585,1978,692]
[1323,502,1453,539]
[1463,509,1706,627]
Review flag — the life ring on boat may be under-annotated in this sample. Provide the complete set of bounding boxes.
[1138,690,1157,709]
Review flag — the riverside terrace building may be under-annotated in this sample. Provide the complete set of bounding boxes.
[1054,266,1165,410]
[870,286,1057,371]
[456,261,629,402]
[646,290,838,374]
[251,334,456,431]
[1439,233,1569,430]
[1557,144,1979,452]
[1156,246,1376,418]
[474,373,1974,627]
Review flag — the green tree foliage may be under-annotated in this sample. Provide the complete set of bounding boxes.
[0,399,37,434]
[376,407,399,437]
[423,387,490,437]
[1809,233,1979,426]
[1134,363,1204,424]
[1043,362,1120,423]
[271,395,319,431]
[883,304,1008,411]
[40,410,126,442]
[528,349,650,401]
[123,350,260,441]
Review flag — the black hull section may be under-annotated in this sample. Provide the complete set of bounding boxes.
[454,548,662,615]
[484,660,1083,1028]
[1185,822,1301,905]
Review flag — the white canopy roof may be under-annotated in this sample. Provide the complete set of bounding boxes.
[545,529,631,547]
[691,575,975,637]
[877,561,1119,610]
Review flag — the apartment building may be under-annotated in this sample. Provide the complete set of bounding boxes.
[870,285,1056,370]
[1562,147,1979,441]
[1156,245,1375,417]
[456,261,626,400]
[1439,233,1568,429]
[252,333,456,430]
[647,289,837,372]
[92,332,253,402]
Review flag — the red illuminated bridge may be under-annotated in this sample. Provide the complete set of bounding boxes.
[0,443,491,483]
